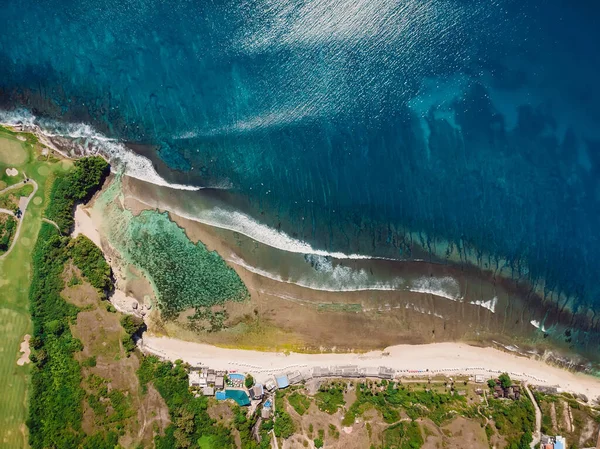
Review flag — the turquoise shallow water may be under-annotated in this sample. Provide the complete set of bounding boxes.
[1,0,600,354]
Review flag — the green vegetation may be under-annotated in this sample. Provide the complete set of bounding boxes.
[104,204,249,318]
[24,156,111,448]
[381,421,423,449]
[499,373,512,389]
[315,383,346,414]
[245,373,255,388]
[85,374,135,428]
[69,234,112,293]
[27,224,85,449]
[534,391,600,447]
[232,405,271,449]
[328,423,340,439]
[488,393,534,449]
[138,356,235,448]
[0,214,17,252]
[314,437,324,448]
[120,314,145,353]
[288,392,312,415]
[343,381,467,426]
[27,222,124,447]
[45,156,109,233]
[274,391,296,439]
[0,182,33,212]
[0,128,71,448]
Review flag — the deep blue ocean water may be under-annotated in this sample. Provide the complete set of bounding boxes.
[2,0,600,347]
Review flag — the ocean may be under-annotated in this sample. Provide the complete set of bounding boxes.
[1,0,600,358]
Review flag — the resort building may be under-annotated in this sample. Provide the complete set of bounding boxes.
[249,384,264,400]
[215,376,224,390]
[189,370,201,387]
[287,371,303,385]
[202,387,215,396]
[265,379,276,392]
[378,366,395,379]
[275,375,290,389]
[539,435,566,449]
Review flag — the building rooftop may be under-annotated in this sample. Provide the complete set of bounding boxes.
[250,384,264,399]
[275,375,289,389]
[202,387,215,396]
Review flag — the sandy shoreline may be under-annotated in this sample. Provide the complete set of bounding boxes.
[141,335,600,401]
[71,174,600,402]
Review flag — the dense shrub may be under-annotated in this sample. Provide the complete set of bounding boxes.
[27,224,85,449]
[69,235,112,293]
[120,315,145,353]
[45,156,109,233]
[138,356,234,448]
[0,215,16,251]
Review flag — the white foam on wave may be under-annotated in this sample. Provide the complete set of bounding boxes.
[131,195,380,260]
[469,296,498,313]
[228,254,403,292]
[409,276,463,301]
[530,320,547,333]
[0,109,200,191]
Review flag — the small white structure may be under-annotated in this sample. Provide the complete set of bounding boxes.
[203,387,215,396]
[189,371,201,387]
[475,375,485,383]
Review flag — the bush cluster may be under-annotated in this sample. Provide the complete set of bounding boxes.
[45,156,109,233]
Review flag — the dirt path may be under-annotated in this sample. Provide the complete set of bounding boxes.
[524,384,542,449]
[0,178,38,260]
[0,180,26,196]
[42,217,61,232]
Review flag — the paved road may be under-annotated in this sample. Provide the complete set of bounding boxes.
[0,179,26,196]
[524,384,542,448]
[0,178,38,260]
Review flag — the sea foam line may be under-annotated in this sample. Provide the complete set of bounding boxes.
[0,109,200,192]
[228,254,403,292]
[131,195,387,260]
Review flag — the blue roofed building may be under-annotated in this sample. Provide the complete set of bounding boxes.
[553,436,566,449]
[275,375,289,389]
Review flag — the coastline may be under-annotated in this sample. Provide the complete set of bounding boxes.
[141,335,600,401]
[0,120,591,413]
[66,173,600,404]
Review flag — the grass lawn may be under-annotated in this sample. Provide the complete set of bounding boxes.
[0,126,71,448]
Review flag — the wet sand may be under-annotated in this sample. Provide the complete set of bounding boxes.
[81,175,598,381]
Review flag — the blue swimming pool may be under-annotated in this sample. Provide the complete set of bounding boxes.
[215,391,226,400]
[229,373,245,381]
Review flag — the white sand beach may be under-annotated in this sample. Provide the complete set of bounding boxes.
[72,205,102,248]
[142,335,600,401]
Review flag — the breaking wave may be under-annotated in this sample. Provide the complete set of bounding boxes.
[0,109,200,191]
[131,194,386,260]
[408,276,463,301]
[229,254,404,292]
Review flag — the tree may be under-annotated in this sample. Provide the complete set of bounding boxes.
[314,438,324,448]
[245,374,254,389]
[499,373,512,389]
[273,412,295,439]
[488,379,496,388]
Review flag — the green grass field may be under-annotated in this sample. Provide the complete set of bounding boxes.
[0,126,71,449]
